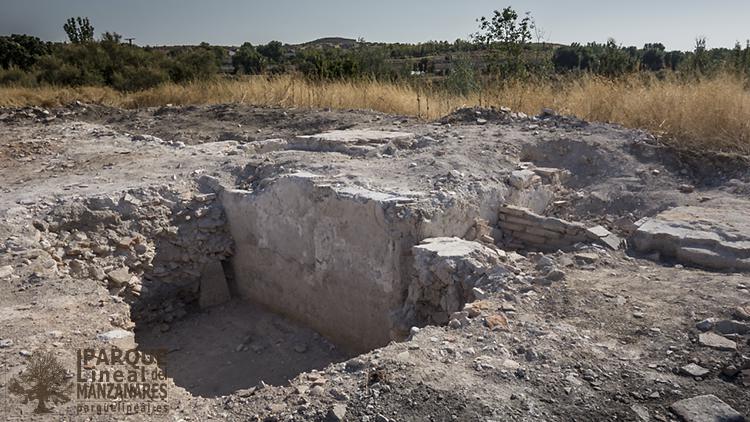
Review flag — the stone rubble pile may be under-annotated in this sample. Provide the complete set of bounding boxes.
[406,237,509,325]
[36,185,234,322]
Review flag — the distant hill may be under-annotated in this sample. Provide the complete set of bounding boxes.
[298,37,359,49]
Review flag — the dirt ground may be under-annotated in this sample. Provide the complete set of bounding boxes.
[0,104,748,421]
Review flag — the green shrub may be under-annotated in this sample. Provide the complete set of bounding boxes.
[445,56,477,95]
[111,65,169,91]
[0,66,37,86]
[169,48,219,82]
[36,54,104,86]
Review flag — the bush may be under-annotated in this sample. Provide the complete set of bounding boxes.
[445,56,477,95]
[0,35,49,70]
[552,46,581,71]
[168,48,219,83]
[36,54,104,86]
[232,43,265,74]
[111,65,169,91]
[0,66,37,86]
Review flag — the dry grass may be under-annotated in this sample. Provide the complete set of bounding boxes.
[1,74,749,154]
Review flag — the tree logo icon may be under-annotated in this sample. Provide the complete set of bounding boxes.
[8,350,71,414]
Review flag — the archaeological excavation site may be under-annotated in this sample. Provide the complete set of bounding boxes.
[1,104,749,421]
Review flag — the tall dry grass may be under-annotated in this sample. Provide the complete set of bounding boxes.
[1,74,749,153]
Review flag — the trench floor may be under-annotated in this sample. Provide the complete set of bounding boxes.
[135,299,352,397]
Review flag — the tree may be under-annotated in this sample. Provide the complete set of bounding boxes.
[641,44,666,71]
[169,48,219,82]
[9,350,71,413]
[691,37,709,74]
[0,34,48,70]
[552,46,581,71]
[472,6,534,77]
[257,41,284,63]
[599,38,634,76]
[63,17,95,44]
[232,42,264,74]
[665,50,684,71]
[101,31,122,44]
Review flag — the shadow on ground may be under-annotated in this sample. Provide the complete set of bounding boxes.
[134,299,352,397]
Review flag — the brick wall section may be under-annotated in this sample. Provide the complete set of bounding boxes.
[497,205,598,251]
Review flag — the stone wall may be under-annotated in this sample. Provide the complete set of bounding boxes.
[221,173,421,353]
[496,205,621,251]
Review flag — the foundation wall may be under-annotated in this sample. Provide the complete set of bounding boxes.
[221,174,420,353]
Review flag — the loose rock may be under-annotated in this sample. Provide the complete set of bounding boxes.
[670,395,745,422]
[0,265,14,278]
[680,363,709,378]
[698,332,737,351]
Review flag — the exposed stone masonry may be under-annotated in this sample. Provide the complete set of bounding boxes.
[496,205,622,251]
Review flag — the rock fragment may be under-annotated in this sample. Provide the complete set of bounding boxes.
[574,252,599,265]
[485,314,509,331]
[545,269,566,281]
[107,267,132,287]
[97,329,134,342]
[680,363,709,378]
[326,404,347,422]
[734,305,750,321]
[0,265,14,278]
[632,206,750,271]
[670,395,745,422]
[714,320,750,335]
[695,319,715,332]
[698,332,737,351]
[508,170,539,190]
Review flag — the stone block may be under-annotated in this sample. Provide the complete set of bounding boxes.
[504,214,542,226]
[498,222,529,232]
[498,205,532,217]
[525,226,563,239]
[508,170,540,189]
[199,259,231,308]
[539,218,573,233]
[511,231,547,245]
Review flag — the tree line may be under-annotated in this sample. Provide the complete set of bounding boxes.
[2,11,750,93]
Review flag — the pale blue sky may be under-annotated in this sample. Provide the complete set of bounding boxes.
[2,0,749,51]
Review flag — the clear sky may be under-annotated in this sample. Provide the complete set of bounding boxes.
[2,0,749,51]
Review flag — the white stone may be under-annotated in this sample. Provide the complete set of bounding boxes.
[0,265,14,278]
[508,170,539,190]
[681,363,709,377]
[97,329,134,342]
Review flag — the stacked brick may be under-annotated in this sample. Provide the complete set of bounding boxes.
[496,205,598,251]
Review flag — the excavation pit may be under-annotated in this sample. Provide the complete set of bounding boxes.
[127,170,516,395]
[134,299,351,397]
[38,141,559,398]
